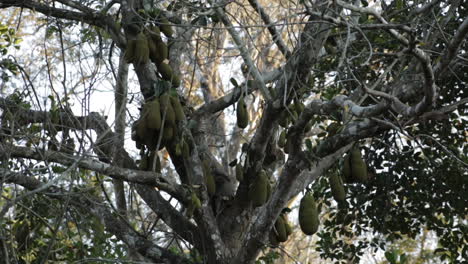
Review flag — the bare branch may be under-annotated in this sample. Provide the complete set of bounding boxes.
[247,0,292,58]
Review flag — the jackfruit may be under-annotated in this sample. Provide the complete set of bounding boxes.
[350,148,368,183]
[282,214,292,237]
[266,179,272,200]
[159,93,176,125]
[329,172,346,202]
[186,191,201,218]
[156,62,180,87]
[269,230,279,247]
[124,39,136,63]
[139,155,148,170]
[162,125,173,141]
[145,99,161,130]
[133,32,150,65]
[299,191,319,235]
[278,130,286,148]
[182,140,190,158]
[275,216,288,242]
[235,164,244,182]
[175,143,182,156]
[203,160,216,196]
[343,154,351,183]
[149,38,168,63]
[278,110,289,127]
[248,170,268,207]
[236,95,249,129]
[159,16,174,37]
[170,95,185,121]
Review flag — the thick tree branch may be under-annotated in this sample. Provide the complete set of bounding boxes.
[0,97,201,248]
[434,16,468,77]
[0,0,125,47]
[215,3,271,100]
[247,0,291,58]
[2,143,185,198]
[0,168,197,264]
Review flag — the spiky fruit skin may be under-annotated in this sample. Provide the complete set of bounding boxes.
[139,155,148,170]
[282,214,292,237]
[203,160,216,196]
[236,96,249,129]
[156,62,180,87]
[275,216,288,242]
[278,111,289,127]
[330,172,346,202]
[124,39,137,63]
[269,230,280,247]
[145,99,161,130]
[299,192,319,235]
[159,93,176,125]
[235,164,244,182]
[182,140,190,158]
[133,32,150,65]
[170,96,185,121]
[350,148,368,183]
[343,154,352,183]
[249,170,268,207]
[162,125,173,141]
[159,17,174,37]
[278,130,286,148]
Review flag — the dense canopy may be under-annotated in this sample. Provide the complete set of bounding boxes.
[0,0,466,263]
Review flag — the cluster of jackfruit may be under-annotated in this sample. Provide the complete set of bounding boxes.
[342,147,368,183]
[278,100,304,129]
[124,13,180,87]
[131,92,187,153]
[299,191,319,235]
[269,213,293,246]
[276,99,316,155]
[248,170,272,207]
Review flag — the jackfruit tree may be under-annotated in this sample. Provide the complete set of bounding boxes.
[0,0,466,263]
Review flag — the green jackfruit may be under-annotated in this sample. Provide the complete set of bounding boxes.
[282,214,292,237]
[170,96,185,121]
[299,191,319,235]
[182,140,190,158]
[266,179,272,200]
[278,130,286,148]
[343,154,351,183]
[186,191,202,218]
[236,96,249,129]
[175,143,182,156]
[145,99,161,130]
[159,93,176,125]
[294,100,305,115]
[350,148,368,183]
[124,39,136,63]
[275,216,288,242]
[133,32,150,65]
[203,160,216,196]
[278,111,289,128]
[156,62,180,87]
[159,17,174,37]
[329,172,346,202]
[269,230,279,247]
[139,155,148,170]
[235,164,244,182]
[248,170,268,207]
[162,125,173,141]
